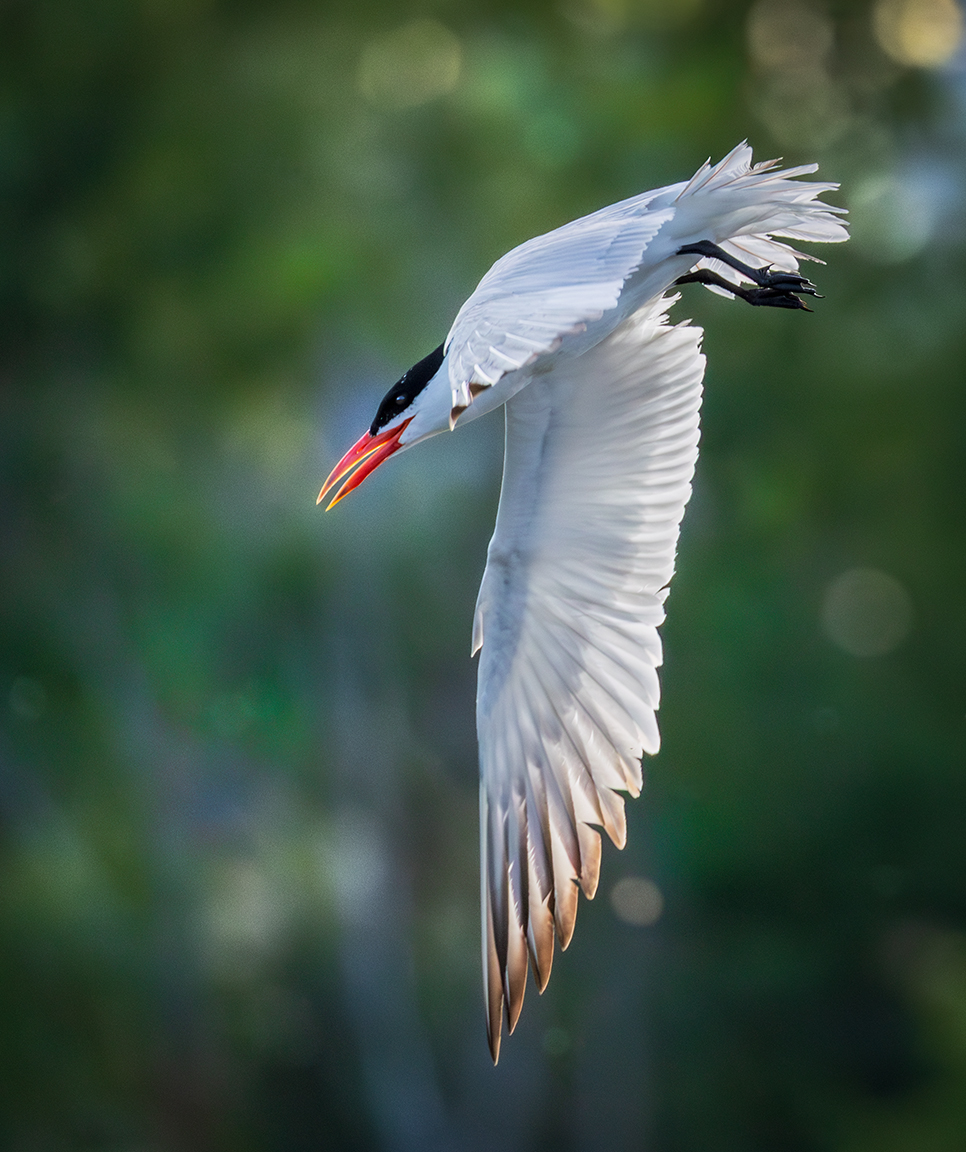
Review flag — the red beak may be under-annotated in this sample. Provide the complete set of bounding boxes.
[317,418,412,509]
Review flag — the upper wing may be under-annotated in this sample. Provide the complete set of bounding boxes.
[443,143,846,417]
[474,294,705,1061]
[445,204,676,400]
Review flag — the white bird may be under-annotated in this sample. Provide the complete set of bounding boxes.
[318,142,847,1063]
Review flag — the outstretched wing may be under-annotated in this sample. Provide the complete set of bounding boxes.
[474,295,705,1061]
[445,204,676,398]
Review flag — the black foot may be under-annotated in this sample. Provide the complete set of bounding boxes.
[674,269,813,310]
[675,239,822,310]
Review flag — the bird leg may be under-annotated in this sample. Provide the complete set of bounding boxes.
[674,239,821,310]
[673,268,814,310]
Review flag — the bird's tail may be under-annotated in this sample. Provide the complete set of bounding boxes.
[673,141,849,292]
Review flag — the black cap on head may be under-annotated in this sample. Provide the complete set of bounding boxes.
[370,342,446,435]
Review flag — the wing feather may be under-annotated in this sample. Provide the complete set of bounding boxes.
[446,210,676,394]
[524,650,627,849]
[523,767,555,991]
[476,296,705,1061]
[522,620,644,798]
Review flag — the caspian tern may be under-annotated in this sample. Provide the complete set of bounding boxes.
[319,142,847,1063]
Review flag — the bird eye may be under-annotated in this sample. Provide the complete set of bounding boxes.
[395,394,407,406]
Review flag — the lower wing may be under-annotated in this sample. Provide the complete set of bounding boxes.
[474,294,705,1060]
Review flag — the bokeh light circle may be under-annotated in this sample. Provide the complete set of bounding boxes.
[610,876,665,927]
[821,567,915,657]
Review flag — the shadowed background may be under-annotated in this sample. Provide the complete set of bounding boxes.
[2,0,966,1149]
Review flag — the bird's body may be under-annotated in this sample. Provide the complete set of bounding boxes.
[319,143,847,1062]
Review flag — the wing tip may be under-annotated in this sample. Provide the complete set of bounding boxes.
[487,1008,502,1065]
[554,880,580,951]
[504,927,528,1035]
[532,947,553,995]
[485,929,505,1065]
[577,822,602,899]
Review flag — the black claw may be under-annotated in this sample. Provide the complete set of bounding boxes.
[673,269,816,310]
[675,239,823,312]
[759,272,820,296]
[742,287,812,310]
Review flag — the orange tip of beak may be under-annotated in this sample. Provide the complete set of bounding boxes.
[317,418,411,510]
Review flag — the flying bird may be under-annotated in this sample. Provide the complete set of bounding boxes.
[318,143,847,1063]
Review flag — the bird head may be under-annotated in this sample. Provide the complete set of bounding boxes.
[317,342,448,508]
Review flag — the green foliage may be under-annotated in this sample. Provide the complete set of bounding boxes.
[2,0,965,1148]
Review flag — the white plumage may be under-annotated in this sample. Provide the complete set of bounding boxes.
[318,142,847,1062]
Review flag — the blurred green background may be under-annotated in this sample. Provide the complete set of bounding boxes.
[2,0,966,1148]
